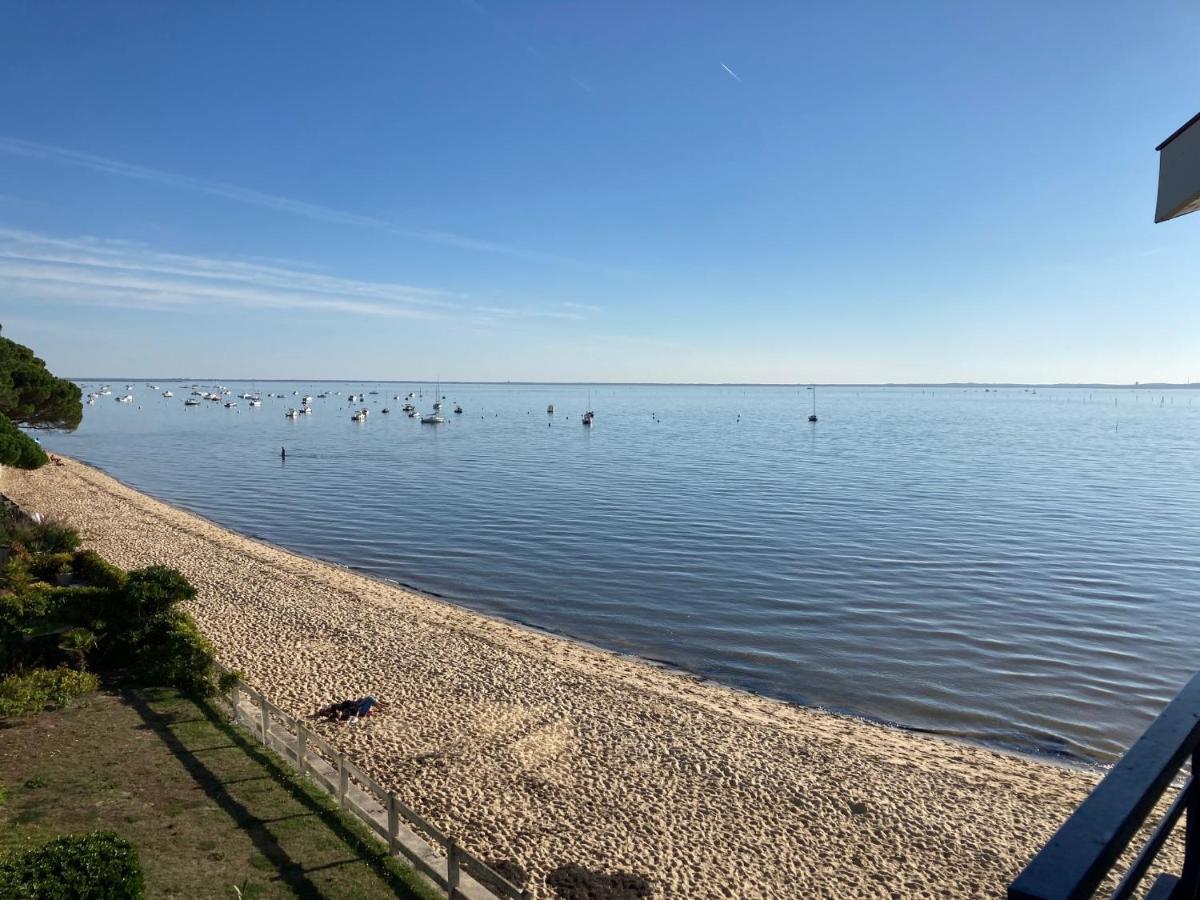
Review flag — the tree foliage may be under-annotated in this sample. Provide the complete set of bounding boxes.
[0,327,82,431]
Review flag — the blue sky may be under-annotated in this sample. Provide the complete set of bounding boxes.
[1,2,1197,383]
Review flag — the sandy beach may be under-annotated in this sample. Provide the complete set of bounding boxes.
[3,457,1105,899]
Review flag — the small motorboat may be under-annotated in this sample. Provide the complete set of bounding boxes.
[420,412,445,424]
[547,404,555,415]
[162,390,174,398]
[248,398,262,407]
[454,405,463,414]
[184,398,200,407]
[300,405,312,415]
[582,411,594,427]
[285,408,300,418]
[117,394,134,403]
[381,408,390,414]
[224,401,237,408]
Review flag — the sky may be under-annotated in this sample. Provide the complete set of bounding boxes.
[0,1,1198,384]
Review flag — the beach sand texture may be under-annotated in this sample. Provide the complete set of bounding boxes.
[4,458,1113,899]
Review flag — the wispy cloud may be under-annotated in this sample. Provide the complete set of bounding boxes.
[0,226,592,324]
[0,136,576,266]
[720,63,742,83]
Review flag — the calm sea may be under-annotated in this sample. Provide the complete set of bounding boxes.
[43,382,1200,764]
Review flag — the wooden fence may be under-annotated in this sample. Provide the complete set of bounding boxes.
[214,663,529,900]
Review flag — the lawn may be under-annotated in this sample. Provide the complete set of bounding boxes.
[0,686,441,899]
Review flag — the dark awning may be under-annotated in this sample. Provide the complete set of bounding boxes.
[1155,111,1200,223]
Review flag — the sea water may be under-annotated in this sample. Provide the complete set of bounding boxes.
[45,383,1200,764]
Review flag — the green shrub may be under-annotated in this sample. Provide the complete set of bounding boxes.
[4,520,80,555]
[0,667,98,717]
[28,553,73,584]
[72,550,126,591]
[128,613,217,697]
[0,831,143,898]
[0,413,48,470]
[120,566,195,624]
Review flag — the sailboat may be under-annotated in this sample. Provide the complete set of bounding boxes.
[808,385,818,423]
[582,390,594,427]
[421,379,445,424]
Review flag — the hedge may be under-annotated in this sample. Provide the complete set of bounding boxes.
[0,831,143,898]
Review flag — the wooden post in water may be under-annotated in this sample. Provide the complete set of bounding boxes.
[337,755,348,808]
[295,721,308,775]
[447,837,461,896]
[387,793,399,854]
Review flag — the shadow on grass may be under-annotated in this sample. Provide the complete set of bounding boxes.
[123,686,435,900]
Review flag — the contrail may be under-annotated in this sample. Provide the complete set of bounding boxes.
[0,136,575,266]
[721,63,742,83]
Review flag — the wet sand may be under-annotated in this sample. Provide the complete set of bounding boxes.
[3,457,1105,898]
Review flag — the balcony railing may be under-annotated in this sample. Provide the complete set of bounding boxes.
[1009,670,1200,900]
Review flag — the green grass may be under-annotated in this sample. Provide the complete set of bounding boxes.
[0,687,442,899]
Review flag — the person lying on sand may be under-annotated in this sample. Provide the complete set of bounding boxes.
[315,696,385,723]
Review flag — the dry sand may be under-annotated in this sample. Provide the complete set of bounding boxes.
[3,458,1104,899]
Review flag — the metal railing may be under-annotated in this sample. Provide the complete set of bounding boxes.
[1009,670,1200,900]
[215,664,529,900]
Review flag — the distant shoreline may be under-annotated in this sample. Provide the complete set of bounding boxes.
[68,378,1200,389]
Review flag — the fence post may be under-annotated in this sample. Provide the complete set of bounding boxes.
[259,695,270,747]
[1180,749,1200,898]
[447,837,461,896]
[337,754,348,808]
[295,721,308,775]
[229,680,240,723]
[387,792,399,854]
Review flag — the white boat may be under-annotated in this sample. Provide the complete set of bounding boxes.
[300,405,312,415]
[162,390,173,397]
[86,397,95,405]
[184,398,200,407]
[422,380,445,423]
[117,394,134,403]
[582,391,594,426]
[224,401,237,408]
[248,398,261,407]
[285,408,300,418]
